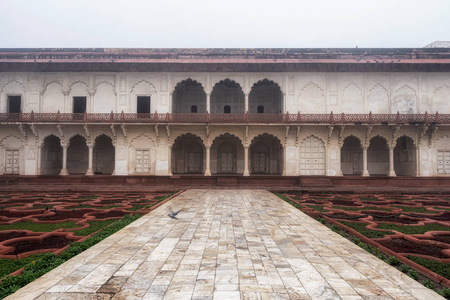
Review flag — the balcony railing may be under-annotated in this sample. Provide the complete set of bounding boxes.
[0,111,447,124]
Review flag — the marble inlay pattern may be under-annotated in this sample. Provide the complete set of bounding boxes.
[6,189,443,300]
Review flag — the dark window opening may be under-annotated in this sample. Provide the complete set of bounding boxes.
[257,105,264,113]
[8,96,21,113]
[73,97,87,113]
[224,105,231,113]
[191,105,198,113]
[137,96,151,113]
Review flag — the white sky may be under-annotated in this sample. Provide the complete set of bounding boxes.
[0,0,449,48]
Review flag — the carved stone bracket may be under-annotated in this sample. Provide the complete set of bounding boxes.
[30,124,39,145]
[155,124,160,144]
[364,125,373,148]
[57,124,65,144]
[244,125,249,147]
[285,125,289,146]
[418,124,429,147]
[390,125,401,148]
[429,125,439,148]
[327,125,334,146]
[338,125,346,148]
[18,124,28,145]
[120,124,128,145]
[205,125,210,146]
[83,124,91,145]
[166,125,171,145]
[110,124,117,144]
[295,125,301,146]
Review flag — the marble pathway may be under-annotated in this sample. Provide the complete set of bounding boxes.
[7,189,443,300]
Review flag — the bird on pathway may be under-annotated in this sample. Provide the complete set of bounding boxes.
[168,207,181,219]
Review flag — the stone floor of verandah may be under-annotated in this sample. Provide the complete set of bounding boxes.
[5,189,444,300]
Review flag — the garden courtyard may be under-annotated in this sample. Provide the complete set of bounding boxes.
[0,189,447,299]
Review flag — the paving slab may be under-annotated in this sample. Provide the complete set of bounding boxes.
[5,189,443,300]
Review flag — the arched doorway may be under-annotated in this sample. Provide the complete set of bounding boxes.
[172,134,205,174]
[250,134,282,174]
[211,133,243,174]
[67,135,88,174]
[368,136,389,175]
[394,136,416,176]
[299,136,325,175]
[93,135,115,175]
[210,79,245,114]
[172,79,206,113]
[249,79,282,113]
[40,135,62,175]
[341,136,363,175]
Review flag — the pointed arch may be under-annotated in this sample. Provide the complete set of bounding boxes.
[0,134,23,146]
[341,135,363,175]
[368,135,389,175]
[67,134,88,174]
[172,133,205,174]
[40,135,62,175]
[394,135,416,176]
[69,80,89,92]
[432,84,450,113]
[250,133,283,174]
[392,84,417,114]
[298,82,326,114]
[342,82,364,113]
[130,79,156,94]
[172,79,206,113]
[93,134,115,174]
[368,84,389,114]
[1,80,26,94]
[249,79,282,114]
[211,79,245,114]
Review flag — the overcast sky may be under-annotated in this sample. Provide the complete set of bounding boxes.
[0,0,449,48]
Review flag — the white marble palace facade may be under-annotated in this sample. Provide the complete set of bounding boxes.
[1,48,450,177]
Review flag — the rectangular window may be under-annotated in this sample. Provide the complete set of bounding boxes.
[73,97,87,113]
[137,96,150,113]
[8,96,21,113]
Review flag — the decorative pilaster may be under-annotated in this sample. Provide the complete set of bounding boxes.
[168,145,173,176]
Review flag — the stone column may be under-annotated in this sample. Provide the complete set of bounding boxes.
[244,145,250,176]
[282,146,287,176]
[362,146,369,176]
[86,144,94,175]
[59,144,68,175]
[244,92,249,113]
[388,146,396,176]
[206,92,211,113]
[205,145,211,176]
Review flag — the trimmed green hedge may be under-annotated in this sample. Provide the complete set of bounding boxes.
[407,256,450,279]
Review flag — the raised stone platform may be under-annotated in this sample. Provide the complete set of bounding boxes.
[6,189,443,299]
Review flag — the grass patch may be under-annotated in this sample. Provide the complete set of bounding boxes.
[306,204,326,212]
[0,221,80,232]
[72,219,118,236]
[378,223,450,235]
[0,254,53,279]
[338,221,392,238]
[128,204,149,211]
[0,214,142,298]
[407,256,450,279]
[32,205,54,209]
[273,193,302,209]
[434,207,450,211]
[392,206,438,214]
